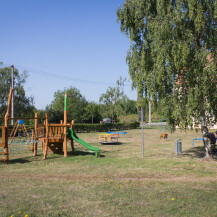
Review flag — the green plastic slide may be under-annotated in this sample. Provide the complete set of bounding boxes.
[67,128,100,157]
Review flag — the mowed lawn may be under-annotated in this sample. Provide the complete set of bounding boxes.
[1,127,217,217]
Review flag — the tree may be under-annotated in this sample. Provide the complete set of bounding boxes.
[120,98,138,116]
[117,0,217,130]
[84,102,102,124]
[99,86,118,120]
[47,87,88,122]
[0,64,35,125]
[99,77,127,121]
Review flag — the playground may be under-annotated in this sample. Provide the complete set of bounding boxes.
[0,89,100,163]
[1,1,216,216]
[1,126,217,217]
[1,89,217,216]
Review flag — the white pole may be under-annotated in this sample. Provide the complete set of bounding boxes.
[11,65,14,126]
[149,101,151,125]
[141,107,144,158]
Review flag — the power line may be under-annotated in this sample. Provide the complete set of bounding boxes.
[17,64,117,86]
[2,63,132,87]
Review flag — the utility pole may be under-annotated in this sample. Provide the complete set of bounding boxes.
[11,65,14,126]
[141,107,144,158]
[149,101,151,125]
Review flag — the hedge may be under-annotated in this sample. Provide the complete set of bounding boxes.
[74,122,140,133]
[0,122,140,136]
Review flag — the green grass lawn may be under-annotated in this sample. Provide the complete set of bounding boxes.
[1,128,217,217]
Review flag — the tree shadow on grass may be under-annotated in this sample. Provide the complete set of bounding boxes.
[182,146,205,158]
[182,146,217,161]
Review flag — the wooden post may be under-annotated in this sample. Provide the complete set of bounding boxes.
[3,126,8,164]
[3,89,13,163]
[0,127,6,163]
[12,122,19,142]
[10,119,18,138]
[64,93,67,157]
[34,113,38,156]
[43,113,49,160]
[22,124,30,139]
[71,120,74,129]
[31,130,34,152]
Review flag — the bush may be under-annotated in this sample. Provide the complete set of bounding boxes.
[74,122,139,133]
[0,122,139,136]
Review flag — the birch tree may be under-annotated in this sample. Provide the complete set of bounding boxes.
[117,0,217,130]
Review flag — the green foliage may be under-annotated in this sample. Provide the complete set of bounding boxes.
[117,0,217,130]
[119,114,138,124]
[121,98,138,115]
[74,122,140,133]
[99,77,130,120]
[47,87,88,122]
[0,65,35,125]
[84,102,102,124]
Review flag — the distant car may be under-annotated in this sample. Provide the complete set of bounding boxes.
[102,118,111,124]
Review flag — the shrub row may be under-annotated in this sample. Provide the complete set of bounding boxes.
[74,122,140,133]
[0,122,140,136]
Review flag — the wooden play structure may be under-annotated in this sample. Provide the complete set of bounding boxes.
[0,89,13,163]
[0,90,75,163]
[1,89,100,163]
[33,111,75,160]
[31,93,74,160]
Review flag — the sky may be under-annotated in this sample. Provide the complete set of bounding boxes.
[0,0,137,109]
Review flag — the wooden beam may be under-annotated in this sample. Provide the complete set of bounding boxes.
[0,143,5,147]
[9,117,46,120]
[43,113,49,160]
[33,113,38,156]
[47,124,67,127]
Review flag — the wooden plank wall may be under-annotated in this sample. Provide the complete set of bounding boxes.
[0,126,8,163]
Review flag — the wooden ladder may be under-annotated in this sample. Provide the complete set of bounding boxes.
[0,126,8,164]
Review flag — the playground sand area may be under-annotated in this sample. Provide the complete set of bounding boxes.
[1,127,217,217]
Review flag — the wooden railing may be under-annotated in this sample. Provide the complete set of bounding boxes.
[36,124,46,138]
[46,124,66,142]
